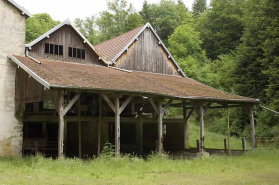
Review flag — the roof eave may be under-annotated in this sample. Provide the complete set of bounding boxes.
[8,54,50,89]
[49,84,260,104]
[6,0,32,18]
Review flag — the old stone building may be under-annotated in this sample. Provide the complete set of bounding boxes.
[0,0,32,156]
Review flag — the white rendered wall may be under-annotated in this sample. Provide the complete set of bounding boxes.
[0,0,26,156]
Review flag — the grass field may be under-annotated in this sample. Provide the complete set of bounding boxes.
[188,123,249,150]
[0,150,278,185]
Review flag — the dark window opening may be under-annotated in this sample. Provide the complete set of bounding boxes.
[82,50,85,59]
[77,49,81,58]
[59,45,63,55]
[54,45,59,55]
[68,47,72,57]
[45,43,63,56]
[73,48,77,58]
[50,44,54,54]
[68,47,85,59]
[45,43,49,54]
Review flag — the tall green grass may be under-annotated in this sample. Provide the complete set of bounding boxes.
[0,150,278,184]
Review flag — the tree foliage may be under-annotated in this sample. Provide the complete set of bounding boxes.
[196,0,245,60]
[140,0,192,46]
[192,0,207,18]
[26,13,60,43]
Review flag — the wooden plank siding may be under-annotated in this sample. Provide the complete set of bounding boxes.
[28,25,103,65]
[114,28,182,76]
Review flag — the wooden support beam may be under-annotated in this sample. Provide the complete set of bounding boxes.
[149,98,159,115]
[249,106,256,149]
[186,108,194,121]
[61,93,81,116]
[78,98,82,158]
[101,94,116,113]
[242,105,256,149]
[97,95,102,157]
[139,112,143,155]
[199,102,205,152]
[158,99,163,154]
[184,105,193,149]
[203,102,212,115]
[119,96,132,114]
[115,97,120,156]
[190,101,201,117]
[227,107,231,157]
[64,120,67,156]
[163,99,173,113]
[58,90,64,158]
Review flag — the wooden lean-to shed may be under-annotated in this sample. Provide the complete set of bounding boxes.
[8,20,260,158]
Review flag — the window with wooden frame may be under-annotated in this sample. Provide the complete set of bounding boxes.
[45,43,63,56]
[68,47,85,59]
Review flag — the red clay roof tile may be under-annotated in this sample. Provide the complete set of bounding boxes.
[94,25,145,62]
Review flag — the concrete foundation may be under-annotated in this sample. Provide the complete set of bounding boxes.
[0,0,26,156]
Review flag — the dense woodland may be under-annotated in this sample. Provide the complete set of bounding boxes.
[25,0,279,139]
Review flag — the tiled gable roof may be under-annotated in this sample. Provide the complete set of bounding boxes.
[94,25,145,62]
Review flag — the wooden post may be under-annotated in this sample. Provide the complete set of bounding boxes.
[183,104,190,148]
[115,97,120,156]
[227,107,231,157]
[97,95,102,157]
[158,99,163,154]
[249,106,256,149]
[58,90,64,158]
[139,112,143,155]
[78,98,82,158]
[242,138,246,151]
[196,140,200,152]
[224,139,227,153]
[101,94,132,157]
[199,103,205,152]
[64,120,67,155]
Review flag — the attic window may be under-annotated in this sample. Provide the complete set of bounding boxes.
[68,47,85,59]
[45,43,63,56]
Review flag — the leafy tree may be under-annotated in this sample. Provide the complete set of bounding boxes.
[168,24,214,85]
[26,13,60,43]
[74,16,101,45]
[196,0,245,60]
[140,0,192,46]
[96,0,143,42]
[261,0,279,112]
[192,0,207,18]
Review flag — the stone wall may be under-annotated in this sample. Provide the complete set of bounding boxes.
[0,0,26,156]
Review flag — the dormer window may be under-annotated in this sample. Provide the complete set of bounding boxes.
[45,43,63,56]
[69,47,85,59]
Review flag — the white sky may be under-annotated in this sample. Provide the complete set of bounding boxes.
[16,0,210,22]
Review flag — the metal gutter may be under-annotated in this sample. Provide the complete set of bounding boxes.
[26,50,41,64]
[107,66,132,73]
[8,54,50,89]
